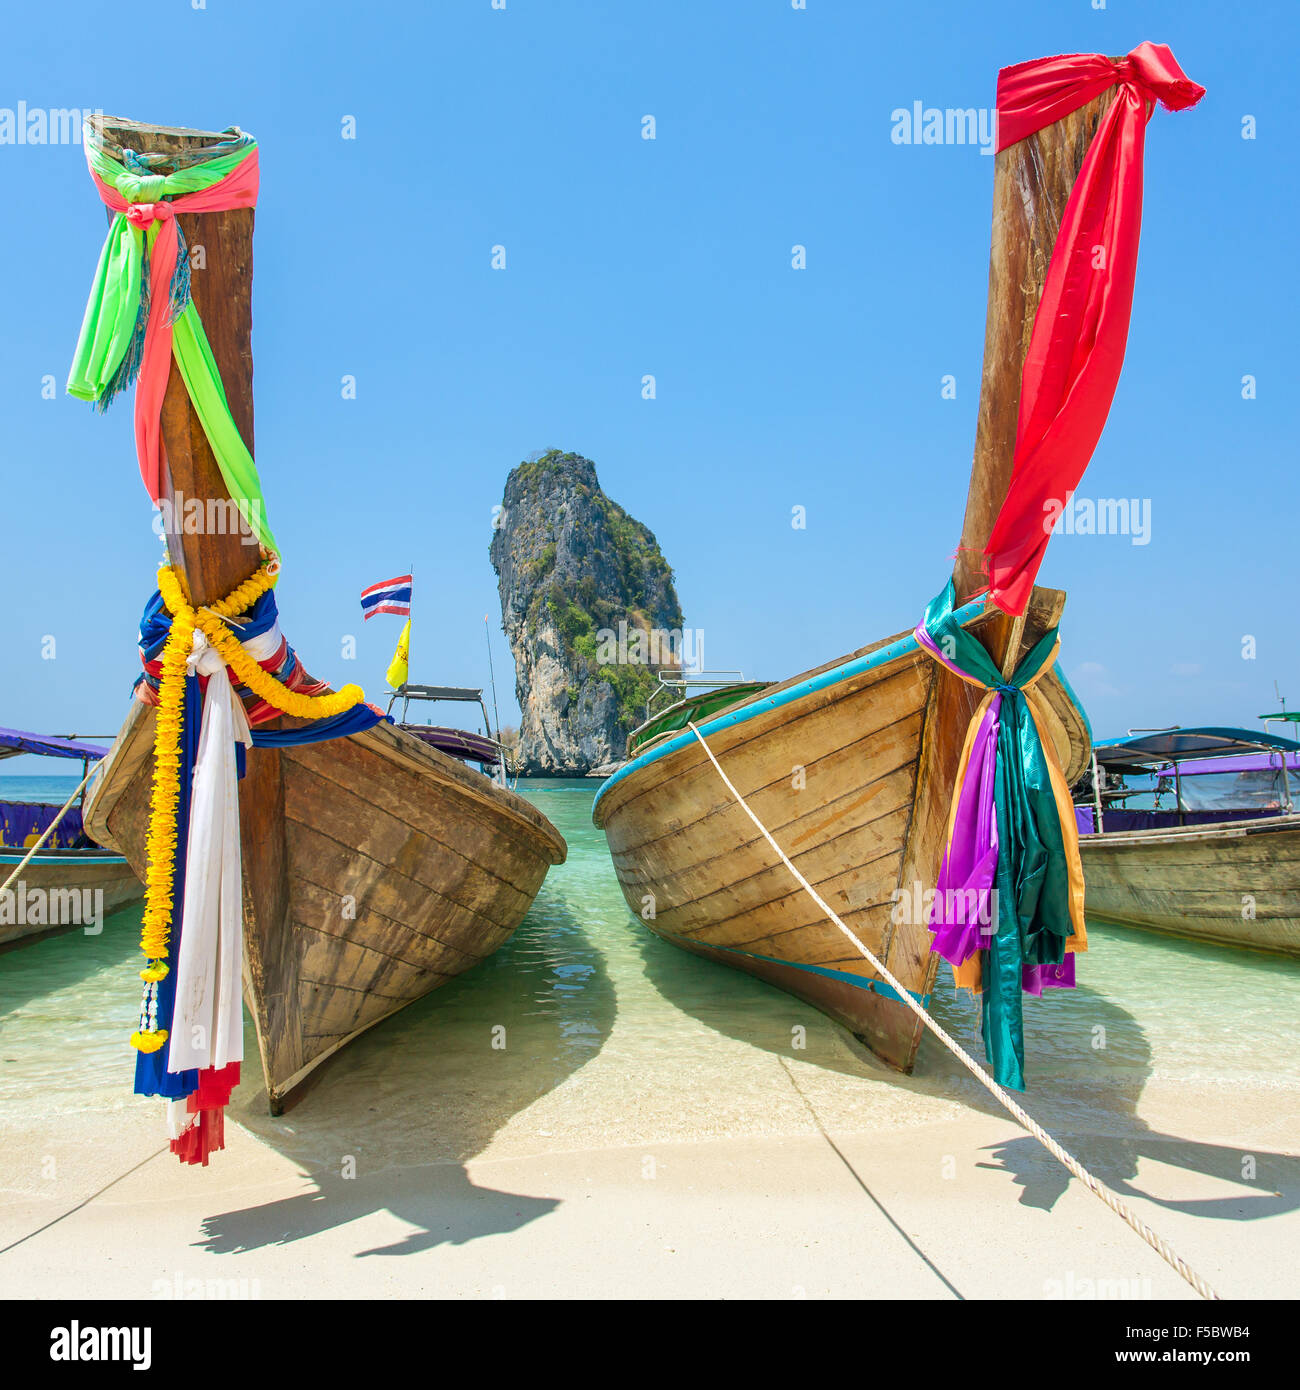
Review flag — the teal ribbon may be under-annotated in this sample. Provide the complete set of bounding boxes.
[922,582,1077,1089]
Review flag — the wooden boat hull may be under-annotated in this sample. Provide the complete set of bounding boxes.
[593,592,1090,1071]
[0,849,142,949]
[1079,816,1300,957]
[85,700,566,1109]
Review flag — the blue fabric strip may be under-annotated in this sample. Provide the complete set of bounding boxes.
[138,587,282,664]
[134,675,200,1100]
[249,706,386,746]
[1053,663,1093,744]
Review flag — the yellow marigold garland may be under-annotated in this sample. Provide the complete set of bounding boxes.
[132,560,367,1052]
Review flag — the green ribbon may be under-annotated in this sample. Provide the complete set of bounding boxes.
[171,304,274,548]
[66,130,278,555]
[66,213,147,405]
[923,581,1077,1090]
[67,144,251,404]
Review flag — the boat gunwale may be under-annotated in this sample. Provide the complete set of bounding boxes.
[353,720,567,864]
[85,700,567,867]
[591,596,989,822]
[0,848,133,866]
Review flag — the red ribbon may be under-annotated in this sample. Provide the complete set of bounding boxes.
[89,152,259,504]
[981,44,1204,616]
[169,1062,240,1167]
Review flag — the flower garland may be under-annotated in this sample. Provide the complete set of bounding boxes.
[131,559,366,1053]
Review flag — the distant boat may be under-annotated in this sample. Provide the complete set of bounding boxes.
[74,114,566,1121]
[593,46,1204,1076]
[1075,727,1300,957]
[387,683,508,776]
[0,728,142,949]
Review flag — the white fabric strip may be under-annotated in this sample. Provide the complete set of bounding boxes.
[166,630,252,1074]
[237,621,282,663]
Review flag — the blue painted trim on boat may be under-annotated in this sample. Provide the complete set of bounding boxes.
[660,928,930,1007]
[0,851,129,867]
[1054,664,1093,744]
[592,597,989,816]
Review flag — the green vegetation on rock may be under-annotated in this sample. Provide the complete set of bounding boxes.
[491,448,686,769]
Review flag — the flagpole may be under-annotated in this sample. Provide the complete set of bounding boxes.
[485,613,506,787]
[484,614,502,743]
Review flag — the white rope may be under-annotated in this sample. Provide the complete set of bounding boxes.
[0,764,99,900]
[685,720,1222,1301]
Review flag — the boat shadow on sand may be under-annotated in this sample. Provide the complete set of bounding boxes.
[196,892,616,1258]
[634,916,1300,1226]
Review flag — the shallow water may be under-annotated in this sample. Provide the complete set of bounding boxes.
[1,776,1297,1166]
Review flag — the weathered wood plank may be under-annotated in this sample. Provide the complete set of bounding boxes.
[1081,819,1300,956]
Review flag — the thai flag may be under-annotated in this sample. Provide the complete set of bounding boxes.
[360,574,412,621]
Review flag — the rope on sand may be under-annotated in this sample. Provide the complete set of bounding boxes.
[685,719,1222,1302]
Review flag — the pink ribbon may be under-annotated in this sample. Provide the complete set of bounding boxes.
[124,202,174,229]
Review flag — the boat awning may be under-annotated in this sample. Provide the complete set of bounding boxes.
[0,727,110,763]
[1093,726,1300,772]
[1156,751,1300,778]
[392,684,484,703]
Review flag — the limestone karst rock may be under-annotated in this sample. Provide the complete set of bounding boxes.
[490,450,685,775]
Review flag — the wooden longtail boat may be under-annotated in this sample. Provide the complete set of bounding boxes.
[78,116,566,1113]
[0,851,139,949]
[594,52,1195,1073]
[1,729,142,948]
[593,605,1089,1070]
[1076,728,1300,957]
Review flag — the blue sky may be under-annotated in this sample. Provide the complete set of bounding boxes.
[1,0,1295,774]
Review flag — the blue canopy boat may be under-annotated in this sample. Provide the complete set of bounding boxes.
[1074,727,1300,956]
[0,728,143,948]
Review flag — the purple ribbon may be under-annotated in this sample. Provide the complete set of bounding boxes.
[1021,956,1077,996]
[914,621,1077,997]
[928,688,1002,966]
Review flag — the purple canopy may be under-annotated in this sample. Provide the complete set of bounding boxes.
[1158,751,1300,777]
[0,727,109,762]
[397,724,501,767]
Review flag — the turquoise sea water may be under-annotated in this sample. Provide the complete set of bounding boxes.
[0,775,83,803]
[2,775,1297,1159]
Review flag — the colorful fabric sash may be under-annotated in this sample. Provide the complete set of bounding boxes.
[916,582,1087,1090]
[67,122,383,1166]
[130,571,383,1165]
[66,125,278,554]
[980,43,1204,615]
[136,588,332,727]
